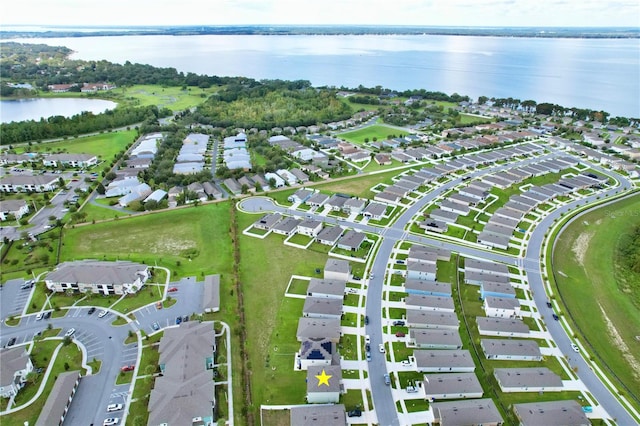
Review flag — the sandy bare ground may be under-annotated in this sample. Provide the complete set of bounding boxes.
[571,231,594,267]
[599,304,640,383]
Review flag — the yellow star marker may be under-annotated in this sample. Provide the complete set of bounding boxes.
[316,369,332,387]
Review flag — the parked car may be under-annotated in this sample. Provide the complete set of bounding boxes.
[552,314,560,321]
[98,310,108,318]
[395,331,406,338]
[383,373,391,385]
[401,360,412,366]
[393,320,405,326]
[152,322,160,331]
[65,328,75,337]
[347,409,362,417]
[365,335,370,344]
[103,418,119,426]
[364,316,369,325]
[168,287,178,292]
[571,343,580,352]
[406,385,418,393]
[546,300,553,308]
[88,307,96,315]
[182,315,189,322]
[106,403,123,412]
[44,311,51,319]
[378,343,386,353]
[155,302,163,310]
[36,312,43,321]
[175,316,182,325]
[365,343,370,352]
[366,351,371,362]
[121,365,135,372]
[6,337,16,347]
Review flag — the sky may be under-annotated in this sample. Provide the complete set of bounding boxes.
[2,0,639,28]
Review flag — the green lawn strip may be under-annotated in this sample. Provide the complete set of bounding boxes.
[127,394,151,426]
[549,195,640,408]
[287,278,309,295]
[342,389,366,411]
[311,169,406,199]
[87,358,102,374]
[238,211,329,415]
[261,408,291,426]
[116,370,134,385]
[2,341,84,426]
[338,333,359,361]
[139,344,161,377]
[405,399,430,413]
[1,231,60,279]
[80,203,124,223]
[287,234,313,246]
[19,130,136,162]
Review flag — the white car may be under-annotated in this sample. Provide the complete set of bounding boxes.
[65,328,75,337]
[35,312,43,321]
[400,360,412,366]
[378,343,386,353]
[365,335,371,344]
[106,403,123,412]
[103,418,119,426]
[98,310,108,318]
[571,343,580,353]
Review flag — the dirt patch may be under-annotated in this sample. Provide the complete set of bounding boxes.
[599,304,640,383]
[571,231,593,267]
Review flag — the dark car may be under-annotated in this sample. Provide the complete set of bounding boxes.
[347,409,362,417]
[175,316,182,325]
[44,311,51,319]
[552,314,560,321]
[546,300,552,308]
[88,307,96,315]
[364,316,369,325]
[393,320,405,326]
[152,322,160,331]
[182,315,189,322]
[7,337,17,347]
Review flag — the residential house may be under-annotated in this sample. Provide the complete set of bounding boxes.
[513,400,589,426]
[404,295,455,313]
[272,217,301,236]
[290,404,347,426]
[480,281,516,300]
[298,220,323,237]
[476,317,529,337]
[336,230,366,251]
[409,329,463,350]
[324,259,351,281]
[302,297,343,320]
[414,349,475,373]
[0,200,29,221]
[202,274,220,313]
[277,169,299,186]
[316,226,343,246]
[0,175,58,193]
[0,348,33,398]
[307,278,346,300]
[264,172,286,188]
[34,371,81,426]
[306,192,329,208]
[483,296,521,318]
[42,153,98,168]
[406,310,459,330]
[306,365,342,404]
[223,178,243,195]
[290,168,310,183]
[296,318,341,343]
[404,279,451,297]
[494,368,563,393]
[464,258,510,277]
[406,261,437,281]
[44,260,150,295]
[298,338,338,370]
[343,198,366,215]
[431,399,503,426]
[362,202,387,220]
[422,373,483,400]
[325,194,349,211]
[481,339,542,361]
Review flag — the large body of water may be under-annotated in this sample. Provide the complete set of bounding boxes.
[0,98,117,124]
[9,34,640,118]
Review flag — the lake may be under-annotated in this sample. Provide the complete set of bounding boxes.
[8,34,640,118]
[1,98,117,124]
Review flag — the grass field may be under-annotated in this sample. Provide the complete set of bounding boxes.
[116,84,219,112]
[551,194,640,408]
[312,169,410,199]
[17,130,137,162]
[338,124,406,144]
[237,211,337,418]
[60,203,233,279]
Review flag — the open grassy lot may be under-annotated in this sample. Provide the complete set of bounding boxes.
[338,124,406,144]
[16,130,137,163]
[237,211,336,417]
[312,169,409,199]
[551,195,640,407]
[60,203,233,279]
[116,84,219,112]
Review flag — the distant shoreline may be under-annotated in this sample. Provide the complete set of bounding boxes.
[2,25,639,39]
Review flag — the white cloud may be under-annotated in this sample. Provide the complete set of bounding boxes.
[1,0,638,27]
